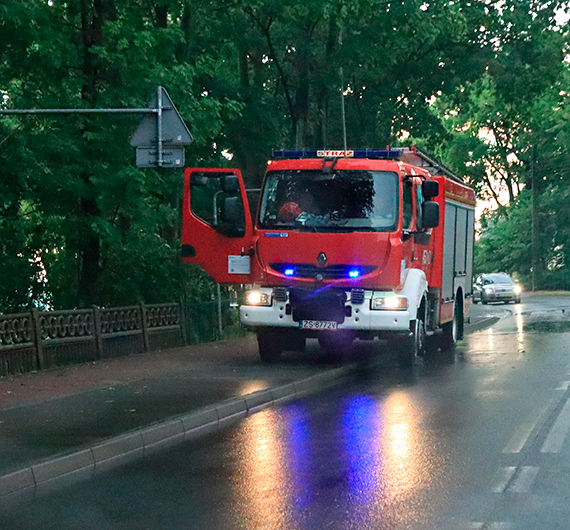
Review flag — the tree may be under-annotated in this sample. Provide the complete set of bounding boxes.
[0,0,239,310]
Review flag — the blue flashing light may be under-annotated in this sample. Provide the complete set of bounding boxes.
[348,269,361,278]
[284,268,295,277]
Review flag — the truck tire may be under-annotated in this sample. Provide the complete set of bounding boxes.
[441,297,463,350]
[398,317,426,368]
[257,331,282,363]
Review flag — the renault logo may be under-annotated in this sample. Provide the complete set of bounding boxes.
[317,252,327,267]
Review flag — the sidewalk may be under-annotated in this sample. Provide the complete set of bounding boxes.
[0,316,497,502]
[0,334,352,502]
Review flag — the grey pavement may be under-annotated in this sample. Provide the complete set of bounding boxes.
[0,314,497,503]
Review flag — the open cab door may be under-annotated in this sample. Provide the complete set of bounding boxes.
[182,168,254,284]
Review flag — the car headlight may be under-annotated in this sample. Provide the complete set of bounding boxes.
[483,286,494,294]
[371,295,408,310]
[514,285,522,294]
[245,290,272,306]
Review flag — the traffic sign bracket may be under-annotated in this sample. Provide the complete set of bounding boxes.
[130,86,192,168]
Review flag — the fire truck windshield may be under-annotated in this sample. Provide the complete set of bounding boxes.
[258,169,399,232]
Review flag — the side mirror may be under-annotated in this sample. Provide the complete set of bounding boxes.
[422,179,439,199]
[221,174,240,194]
[422,201,439,228]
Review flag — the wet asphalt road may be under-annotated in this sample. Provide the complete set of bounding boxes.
[4,295,570,529]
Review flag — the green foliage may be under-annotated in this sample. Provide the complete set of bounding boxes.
[1,0,570,312]
[475,192,533,280]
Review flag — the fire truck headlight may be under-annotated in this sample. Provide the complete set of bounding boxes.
[246,290,272,306]
[370,295,408,311]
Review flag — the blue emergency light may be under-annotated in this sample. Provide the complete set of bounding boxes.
[284,268,295,276]
[348,269,361,278]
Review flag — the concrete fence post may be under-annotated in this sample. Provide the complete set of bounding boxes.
[30,309,45,370]
[140,304,150,352]
[92,306,103,360]
[179,301,187,345]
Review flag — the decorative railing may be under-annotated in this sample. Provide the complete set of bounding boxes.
[0,303,186,377]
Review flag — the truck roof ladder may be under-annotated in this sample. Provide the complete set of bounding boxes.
[396,147,464,183]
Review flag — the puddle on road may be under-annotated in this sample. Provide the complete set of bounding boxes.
[524,320,570,333]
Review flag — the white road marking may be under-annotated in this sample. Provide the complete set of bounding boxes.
[469,522,512,530]
[556,381,570,391]
[507,466,539,493]
[491,466,539,494]
[491,467,516,493]
[541,398,570,453]
[503,400,554,453]
[503,423,537,454]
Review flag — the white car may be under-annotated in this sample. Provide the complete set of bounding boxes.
[473,273,522,304]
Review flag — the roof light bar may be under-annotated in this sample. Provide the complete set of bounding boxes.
[272,148,405,160]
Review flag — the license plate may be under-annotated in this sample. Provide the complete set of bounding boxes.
[300,320,337,330]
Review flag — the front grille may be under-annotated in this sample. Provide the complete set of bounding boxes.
[270,263,376,280]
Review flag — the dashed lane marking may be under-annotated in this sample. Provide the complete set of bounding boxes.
[541,398,570,453]
[503,399,556,453]
[468,523,512,529]
[506,466,539,493]
[491,467,516,493]
[491,466,539,494]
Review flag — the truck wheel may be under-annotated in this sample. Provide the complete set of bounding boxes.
[257,331,282,363]
[441,298,463,350]
[398,318,425,368]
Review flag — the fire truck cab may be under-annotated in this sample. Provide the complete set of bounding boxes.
[181,147,475,365]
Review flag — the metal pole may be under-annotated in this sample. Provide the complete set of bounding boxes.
[157,87,163,167]
[531,149,536,291]
[340,67,347,153]
[339,29,348,152]
[0,108,156,115]
[217,284,223,338]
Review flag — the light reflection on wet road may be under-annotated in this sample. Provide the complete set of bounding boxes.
[5,295,570,529]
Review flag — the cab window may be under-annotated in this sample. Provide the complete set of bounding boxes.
[189,172,245,233]
[191,174,221,225]
[415,181,424,228]
[402,180,413,229]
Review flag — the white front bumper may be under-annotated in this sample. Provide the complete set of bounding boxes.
[240,292,412,333]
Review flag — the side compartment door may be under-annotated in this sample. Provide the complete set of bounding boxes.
[441,202,457,302]
[181,168,254,284]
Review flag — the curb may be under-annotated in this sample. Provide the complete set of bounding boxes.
[464,316,501,334]
[0,364,351,504]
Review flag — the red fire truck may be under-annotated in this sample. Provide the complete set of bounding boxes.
[181,147,476,365]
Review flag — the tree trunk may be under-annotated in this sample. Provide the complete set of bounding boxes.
[77,0,115,306]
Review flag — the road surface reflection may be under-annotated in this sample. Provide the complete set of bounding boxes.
[231,388,446,529]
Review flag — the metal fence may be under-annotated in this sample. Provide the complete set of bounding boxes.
[0,300,245,378]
